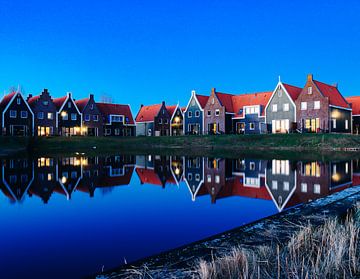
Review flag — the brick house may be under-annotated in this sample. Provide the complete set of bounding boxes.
[204,88,235,134]
[0,90,34,136]
[265,81,302,133]
[97,103,135,136]
[232,91,272,134]
[27,89,57,136]
[345,96,360,134]
[53,92,82,136]
[135,102,174,136]
[295,74,352,133]
[76,94,103,136]
[184,90,209,135]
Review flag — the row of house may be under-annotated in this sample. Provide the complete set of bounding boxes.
[2,154,357,212]
[1,74,360,137]
[0,89,135,136]
[136,74,358,135]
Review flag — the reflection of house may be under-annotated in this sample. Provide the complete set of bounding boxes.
[265,159,297,211]
[1,158,34,202]
[183,157,204,200]
[28,157,58,203]
[55,157,83,199]
[170,156,184,185]
[76,156,101,197]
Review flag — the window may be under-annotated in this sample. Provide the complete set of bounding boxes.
[195,173,200,181]
[71,171,77,179]
[62,113,68,120]
[215,109,220,116]
[159,118,162,124]
[283,182,290,191]
[93,115,99,121]
[105,129,111,135]
[314,101,320,109]
[250,162,255,170]
[90,104,94,110]
[47,112,53,120]
[10,110,17,118]
[48,173,53,181]
[249,123,255,130]
[68,102,71,108]
[17,97,21,105]
[43,101,48,106]
[84,114,90,121]
[207,175,211,182]
[332,118,336,129]
[345,119,349,130]
[308,87,313,94]
[301,102,307,110]
[301,183,307,193]
[38,112,44,119]
[272,180,278,190]
[207,110,211,116]
[71,113,77,120]
[188,111,192,118]
[215,175,220,184]
[111,115,123,122]
[211,97,215,104]
[164,119,168,124]
[314,184,321,194]
[21,111,28,118]
[278,89,282,97]
[195,110,200,117]
[345,162,349,174]
[272,104,277,112]
[283,103,289,111]
[188,173,192,180]
[115,129,120,136]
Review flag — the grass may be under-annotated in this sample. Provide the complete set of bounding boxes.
[196,207,360,279]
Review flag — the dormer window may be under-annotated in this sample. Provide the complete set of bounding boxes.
[308,87,312,94]
[111,115,123,123]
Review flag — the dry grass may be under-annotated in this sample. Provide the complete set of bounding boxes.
[197,208,360,279]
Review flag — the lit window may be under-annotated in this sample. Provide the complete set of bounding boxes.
[345,162,349,174]
[10,110,17,118]
[272,104,277,112]
[207,175,211,183]
[21,111,28,118]
[345,119,349,130]
[215,175,220,184]
[314,101,320,109]
[332,118,336,129]
[301,183,307,193]
[47,113,53,120]
[283,103,289,111]
[301,102,307,110]
[314,184,320,194]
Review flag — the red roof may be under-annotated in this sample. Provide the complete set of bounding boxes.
[346,96,360,115]
[352,174,360,186]
[216,92,235,112]
[0,92,16,109]
[27,95,41,105]
[97,167,134,187]
[313,80,350,109]
[97,103,135,125]
[166,105,177,117]
[135,104,162,122]
[135,167,163,186]
[282,83,302,101]
[232,91,272,117]
[52,96,67,110]
[75,98,89,112]
[196,94,209,109]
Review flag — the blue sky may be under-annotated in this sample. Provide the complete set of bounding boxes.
[1,0,359,112]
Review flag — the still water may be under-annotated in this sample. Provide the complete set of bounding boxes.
[0,154,358,278]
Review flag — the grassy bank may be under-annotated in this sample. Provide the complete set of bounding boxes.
[2,133,360,158]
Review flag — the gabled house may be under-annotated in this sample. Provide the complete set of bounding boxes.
[265,80,302,133]
[27,89,57,136]
[184,90,208,135]
[53,92,82,136]
[0,90,34,136]
[204,88,235,134]
[232,91,272,134]
[135,101,173,136]
[169,104,184,136]
[75,94,103,136]
[295,74,352,133]
[345,96,360,134]
[97,103,135,136]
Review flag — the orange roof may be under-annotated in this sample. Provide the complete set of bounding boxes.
[232,91,272,117]
[97,103,134,125]
[135,104,162,122]
[52,96,67,110]
[216,92,235,112]
[75,98,89,112]
[282,83,302,101]
[27,95,41,105]
[314,80,350,109]
[166,105,177,117]
[346,96,360,115]
[196,94,209,109]
[0,92,16,110]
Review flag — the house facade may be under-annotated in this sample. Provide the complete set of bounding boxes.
[345,96,360,134]
[232,91,271,134]
[295,74,352,133]
[76,94,103,136]
[154,102,172,136]
[169,105,184,136]
[184,90,208,135]
[0,91,34,136]
[54,92,82,136]
[204,88,234,134]
[183,156,204,201]
[265,81,302,133]
[97,103,135,136]
[27,89,57,136]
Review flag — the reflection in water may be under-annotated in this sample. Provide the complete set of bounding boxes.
[0,155,355,211]
[0,154,357,278]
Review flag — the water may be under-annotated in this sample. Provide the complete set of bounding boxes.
[0,154,358,278]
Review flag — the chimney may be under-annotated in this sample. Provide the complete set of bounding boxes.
[27,94,33,101]
[43,88,48,94]
[89,93,94,100]
[67,92,72,98]
[162,101,165,106]
[307,74,313,81]
[140,104,144,108]
[211,88,216,94]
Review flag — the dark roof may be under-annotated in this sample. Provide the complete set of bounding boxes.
[0,92,16,110]
[75,98,90,112]
[52,96,67,110]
